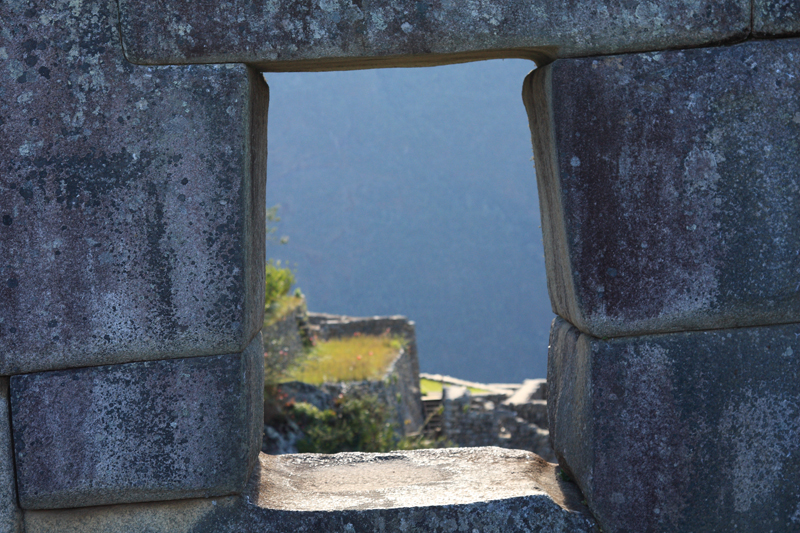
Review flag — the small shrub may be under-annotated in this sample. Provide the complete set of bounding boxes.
[291,394,398,453]
[264,260,295,312]
[286,392,453,453]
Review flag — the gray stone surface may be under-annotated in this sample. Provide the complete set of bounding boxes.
[11,333,264,510]
[0,0,267,375]
[118,0,748,70]
[548,316,800,533]
[754,0,800,36]
[23,496,239,533]
[0,380,22,533]
[25,449,597,532]
[441,389,554,461]
[525,39,800,338]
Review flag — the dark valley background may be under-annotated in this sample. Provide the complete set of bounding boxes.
[263,59,553,383]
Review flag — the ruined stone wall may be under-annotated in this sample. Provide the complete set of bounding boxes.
[307,313,425,434]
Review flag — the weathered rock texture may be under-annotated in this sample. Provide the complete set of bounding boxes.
[0,380,22,533]
[10,334,264,510]
[0,0,267,375]
[23,496,239,533]
[524,38,800,338]
[24,449,597,532]
[754,0,800,36]
[548,317,800,533]
[117,0,748,70]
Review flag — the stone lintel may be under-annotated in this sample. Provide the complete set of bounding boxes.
[547,317,800,532]
[0,0,267,375]
[117,0,748,69]
[24,448,597,532]
[10,334,264,510]
[525,38,800,338]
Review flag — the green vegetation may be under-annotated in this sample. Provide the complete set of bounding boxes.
[419,377,490,396]
[286,392,452,453]
[264,260,296,315]
[291,394,397,453]
[284,334,405,385]
[264,293,305,328]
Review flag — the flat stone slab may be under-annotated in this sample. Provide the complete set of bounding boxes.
[10,334,263,510]
[0,0,266,374]
[254,448,581,512]
[24,448,597,532]
[118,0,748,70]
[525,38,800,338]
[548,317,800,533]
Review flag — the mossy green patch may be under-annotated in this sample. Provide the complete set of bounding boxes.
[283,334,405,385]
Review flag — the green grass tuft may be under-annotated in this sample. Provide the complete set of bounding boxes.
[283,334,406,385]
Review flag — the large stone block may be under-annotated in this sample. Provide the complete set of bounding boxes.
[525,39,800,338]
[24,449,597,532]
[10,333,264,510]
[547,317,800,532]
[117,0,748,70]
[754,0,800,36]
[0,0,267,374]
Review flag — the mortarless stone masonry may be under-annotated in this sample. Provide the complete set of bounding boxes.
[0,0,267,375]
[23,448,597,533]
[2,0,800,530]
[11,334,264,510]
[524,38,800,339]
[116,0,749,70]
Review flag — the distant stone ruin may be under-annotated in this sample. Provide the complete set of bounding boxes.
[423,377,554,462]
[263,312,424,454]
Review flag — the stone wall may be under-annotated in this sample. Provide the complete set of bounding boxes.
[436,381,554,462]
[307,313,425,434]
[527,37,800,533]
[263,312,425,452]
[1,0,799,530]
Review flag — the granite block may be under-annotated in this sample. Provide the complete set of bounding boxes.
[548,317,800,532]
[10,333,264,510]
[118,0,748,70]
[525,39,800,338]
[754,0,800,36]
[0,0,267,374]
[24,448,597,532]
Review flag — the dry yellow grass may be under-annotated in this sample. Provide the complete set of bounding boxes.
[420,378,489,396]
[284,334,405,385]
